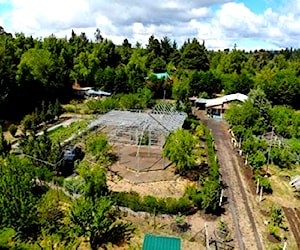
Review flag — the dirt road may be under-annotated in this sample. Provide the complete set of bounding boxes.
[196,111,264,250]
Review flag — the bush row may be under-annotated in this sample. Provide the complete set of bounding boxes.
[112,191,196,215]
[205,127,220,180]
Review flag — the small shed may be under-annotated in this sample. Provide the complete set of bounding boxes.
[142,234,181,250]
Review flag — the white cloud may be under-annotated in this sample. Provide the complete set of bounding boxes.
[1,0,300,50]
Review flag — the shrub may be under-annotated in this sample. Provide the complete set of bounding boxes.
[22,114,36,132]
[184,184,202,207]
[112,191,195,215]
[183,117,200,130]
[52,176,64,186]
[8,124,17,137]
[64,105,76,113]
[254,175,272,193]
[268,224,281,241]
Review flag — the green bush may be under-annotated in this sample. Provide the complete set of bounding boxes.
[64,105,76,113]
[112,191,195,215]
[268,224,281,241]
[183,117,200,130]
[52,176,64,186]
[184,184,202,206]
[254,175,272,193]
[0,228,15,248]
[86,97,119,113]
[8,124,17,137]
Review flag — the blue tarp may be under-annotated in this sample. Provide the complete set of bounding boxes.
[86,89,111,96]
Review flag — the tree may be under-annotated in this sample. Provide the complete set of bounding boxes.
[180,38,209,71]
[21,113,37,132]
[248,151,266,173]
[163,129,197,172]
[46,101,55,122]
[53,99,63,119]
[0,125,10,156]
[270,205,284,227]
[20,132,63,178]
[160,36,173,62]
[0,156,40,239]
[201,179,222,213]
[77,162,109,200]
[270,146,293,169]
[223,70,254,94]
[172,75,190,103]
[16,48,56,108]
[119,39,132,65]
[225,88,271,135]
[150,56,166,73]
[69,197,134,250]
[37,190,67,237]
[8,124,18,137]
[94,28,103,43]
[189,70,223,97]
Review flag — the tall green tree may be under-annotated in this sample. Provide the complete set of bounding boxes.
[0,156,40,239]
[69,197,133,250]
[0,125,10,156]
[180,38,209,71]
[163,129,197,172]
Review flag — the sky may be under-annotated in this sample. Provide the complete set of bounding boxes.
[0,0,300,50]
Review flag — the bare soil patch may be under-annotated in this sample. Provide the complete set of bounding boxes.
[117,145,170,172]
[107,174,190,198]
[282,207,300,249]
[242,165,256,195]
[267,233,281,243]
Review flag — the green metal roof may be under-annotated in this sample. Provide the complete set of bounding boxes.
[153,72,169,79]
[142,234,181,250]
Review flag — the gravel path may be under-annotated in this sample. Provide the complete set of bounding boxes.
[196,111,264,250]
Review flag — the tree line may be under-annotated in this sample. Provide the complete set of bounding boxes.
[225,89,300,191]
[1,26,300,119]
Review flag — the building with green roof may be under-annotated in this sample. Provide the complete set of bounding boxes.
[142,234,181,250]
[153,72,170,79]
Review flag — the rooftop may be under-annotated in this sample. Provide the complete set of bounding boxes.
[195,93,248,107]
[142,234,181,250]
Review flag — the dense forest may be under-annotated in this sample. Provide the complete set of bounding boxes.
[1,26,300,119]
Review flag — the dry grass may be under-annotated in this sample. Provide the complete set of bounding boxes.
[107,175,190,198]
[114,212,228,250]
[248,164,300,250]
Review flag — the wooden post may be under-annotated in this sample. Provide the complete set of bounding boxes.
[259,186,263,202]
[256,179,260,194]
[148,130,151,156]
[219,189,224,206]
[283,241,287,250]
[153,207,156,228]
[135,129,138,145]
[205,223,210,250]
